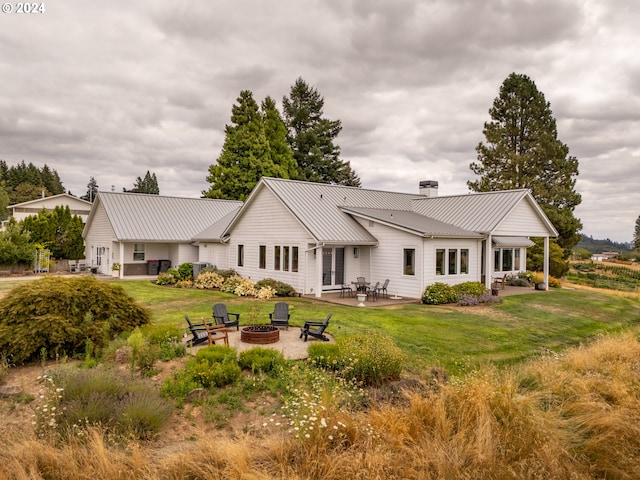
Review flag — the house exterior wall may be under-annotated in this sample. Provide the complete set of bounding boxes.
[227,187,313,293]
[198,243,230,270]
[84,202,116,274]
[11,196,92,223]
[494,199,551,236]
[424,237,481,287]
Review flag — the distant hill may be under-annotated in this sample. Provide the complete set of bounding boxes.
[577,235,632,254]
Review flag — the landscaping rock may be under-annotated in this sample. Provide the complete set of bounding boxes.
[0,385,21,397]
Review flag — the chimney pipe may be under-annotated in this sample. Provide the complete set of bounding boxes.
[419,180,438,197]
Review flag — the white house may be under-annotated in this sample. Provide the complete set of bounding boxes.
[195,177,557,299]
[82,192,242,277]
[7,193,93,223]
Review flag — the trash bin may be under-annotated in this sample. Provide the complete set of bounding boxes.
[159,260,171,273]
[147,260,159,275]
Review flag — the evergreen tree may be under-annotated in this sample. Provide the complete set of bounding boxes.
[0,180,9,220]
[282,78,361,186]
[11,183,49,204]
[20,206,84,259]
[468,73,582,254]
[40,164,64,195]
[127,171,160,194]
[0,218,33,264]
[204,90,295,200]
[634,215,640,250]
[82,176,99,202]
[262,96,298,179]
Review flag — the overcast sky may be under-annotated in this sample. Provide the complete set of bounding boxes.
[1,1,638,242]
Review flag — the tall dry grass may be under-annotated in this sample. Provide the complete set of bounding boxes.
[2,332,640,479]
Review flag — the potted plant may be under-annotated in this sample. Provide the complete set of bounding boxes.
[532,271,546,290]
[111,262,121,278]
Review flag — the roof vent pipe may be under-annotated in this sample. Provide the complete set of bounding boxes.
[419,180,438,197]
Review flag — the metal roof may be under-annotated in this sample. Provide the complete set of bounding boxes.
[251,178,420,244]
[411,189,532,232]
[88,192,242,242]
[192,210,240,242]
[341,207,483,238]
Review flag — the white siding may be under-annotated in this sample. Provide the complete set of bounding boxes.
[176,244,199,265]
[198,243,230,270]
[424,238,481,287]
[228,188,313,293]
[84,202,116,274]
[494,198,551,236]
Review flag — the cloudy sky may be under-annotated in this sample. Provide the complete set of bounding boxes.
[1,1,638,242]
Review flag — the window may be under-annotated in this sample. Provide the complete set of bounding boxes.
[283,246,290,271]
[494,248,515,272]
[502,248,513,271]
[436,249,445,275]
[448,249,458,275]
[403,248,415,276]
[274,246,281,270]
[292,247,298,272]
[237,244,244,267]
[494,249,501,272]
[514,249,521,270]
[259,245,266,269]
[460,249,469,274]
[133,243,145,261]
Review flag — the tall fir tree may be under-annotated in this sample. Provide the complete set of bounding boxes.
[82,176,99,202]
[468,73,582,254]
[282,78,361,186]
[634,215,640,250]
[127,171,159,194]
[204,90,297,200]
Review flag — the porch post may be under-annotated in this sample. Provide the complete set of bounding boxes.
[119,242,124,279]
[543,236,549,290]
[485,235,493,289]
[315,246,323,298]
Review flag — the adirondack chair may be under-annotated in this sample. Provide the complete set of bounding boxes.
[185,315,209,347]
[269,302,291,330]
[212,303,240,330]
[300,313,332,342]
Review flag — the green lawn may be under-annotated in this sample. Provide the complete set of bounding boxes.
[115,281,640,376]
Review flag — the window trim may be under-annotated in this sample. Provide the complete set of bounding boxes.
[259,245,266,269]
[403,248,415,276]
[237,244,244,267]
[133,243,145,262]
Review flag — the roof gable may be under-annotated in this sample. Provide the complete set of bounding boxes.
[85,192,242,242]
[9,193,92,210]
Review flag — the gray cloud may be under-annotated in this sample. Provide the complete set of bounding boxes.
[0,0,638,242]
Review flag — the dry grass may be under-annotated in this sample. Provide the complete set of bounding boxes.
[2,332,640,479]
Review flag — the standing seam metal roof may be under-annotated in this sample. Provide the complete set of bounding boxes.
[94,192,243,242]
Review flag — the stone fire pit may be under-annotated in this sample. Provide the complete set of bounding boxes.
[241,325,280,344]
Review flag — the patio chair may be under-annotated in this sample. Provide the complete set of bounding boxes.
[340,283,353,298]
[492,276,505,290]
[300,313,332,342]
[377,279,390,298]
[269,302,291,330]
[368,282,380,301]
[203,322,229,346]
[185,315,209,347]
[212,303,240,330]
[356,276,367,293]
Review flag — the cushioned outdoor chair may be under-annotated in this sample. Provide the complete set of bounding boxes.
[300,313,332,342]
[185,315,209,347]
[269,302,291,330]
[212,303,240,330]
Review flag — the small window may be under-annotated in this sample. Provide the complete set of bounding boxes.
[460,249,469,274]
[274,246,281,271]
[436,249,445,275]
[494,249,501,272]
[237,244,244,267]
[448,249,458,275]
[133,243,145,261]
[514,249,521,270]
[502,248,513,271]
[403,248,415,276]
[292,247,298,272]
[259,245,266,269]
[283,246,290,272]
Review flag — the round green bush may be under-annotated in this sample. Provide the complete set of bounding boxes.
[155,272,177,285]
[422,282,456,304]
[238,347,286,374]
[453,282,488,298]
[254,278,297,297]
[0,277,151,364]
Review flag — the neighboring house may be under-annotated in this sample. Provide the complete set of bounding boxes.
[6,193,93,223]
[591,252,619,262]
[198,177,557,299]
[82,192,242,277]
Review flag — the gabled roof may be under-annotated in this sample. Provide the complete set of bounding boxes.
[225,177,420,244]
[192,210,239,242]
[341,207,483,238]
[9,193,92,209]
[411,189,557,235]
[84,192,242,242]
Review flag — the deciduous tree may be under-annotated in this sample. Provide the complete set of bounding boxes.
[468,73,582,255]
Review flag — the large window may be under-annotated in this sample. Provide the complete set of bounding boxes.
[494,248,518,272]
[436,248,470,276]
[133,243,145,261]
[283,246,290,272]
[403,248,415,276]
[237,244,244,267]
[292,247,298,272]
[274,246,281,271]
[259,245,266,269]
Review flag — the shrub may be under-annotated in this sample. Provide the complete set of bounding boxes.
[155,272,177,286]
[256,286,277,300]
[453,282,487,297]
[195,345,238,365]
[177,262,193,281]
[0,277,151,364]
[422,282,456,304]
[238,347,286,374]
[38,367,172,440]
[255,278,297,297]
[308,334,405,387]
[0,354,9,385]
[220,275,243,294]
[186,357,242,389]
[175,280,193,289]
[142,324,186,361]
[194,271,224,289]
[548,275,562,288]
